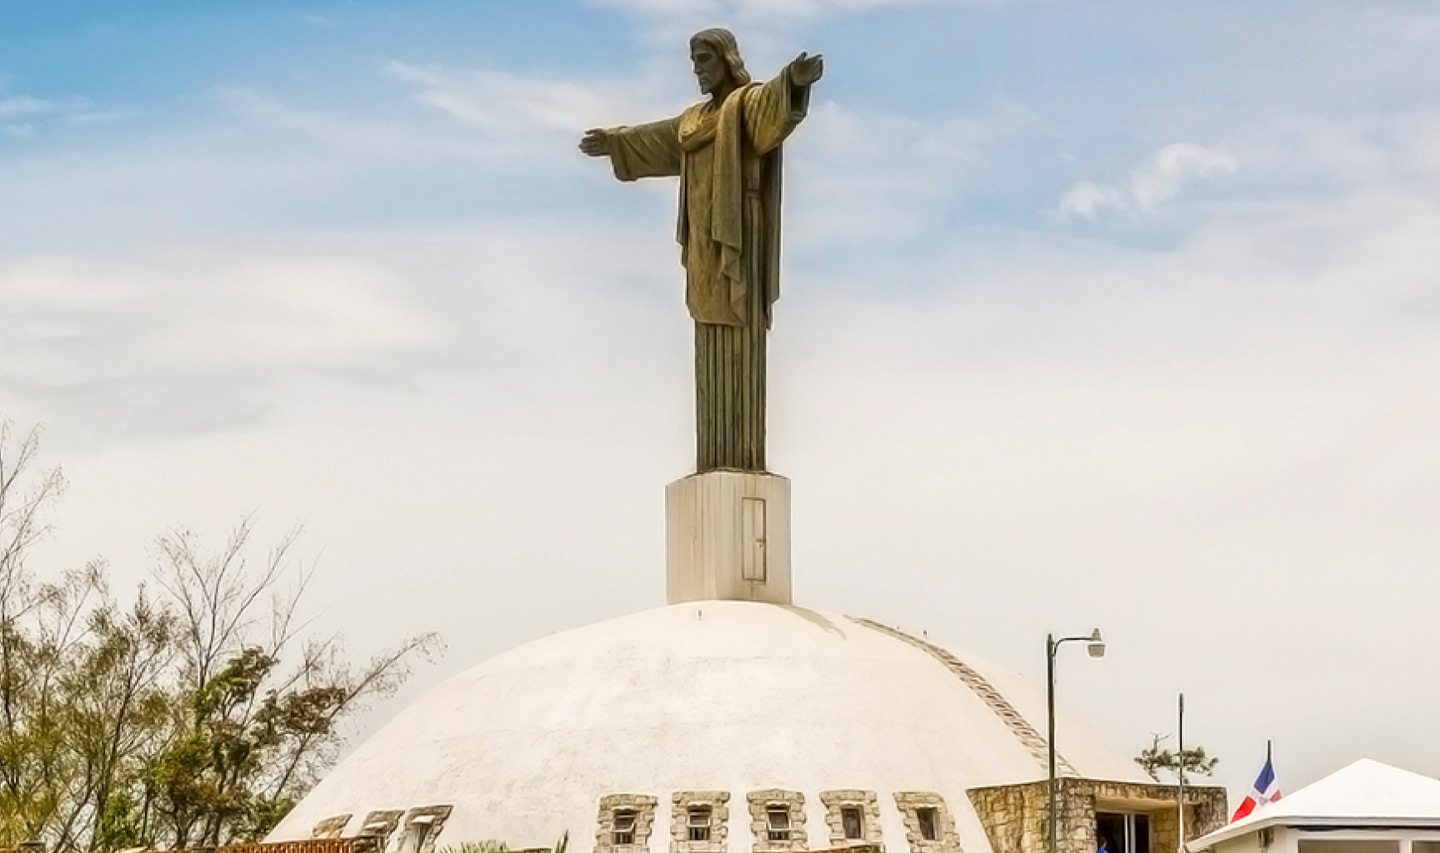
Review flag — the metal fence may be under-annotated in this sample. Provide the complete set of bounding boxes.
[199,841,365,853]
[2,840,370,853]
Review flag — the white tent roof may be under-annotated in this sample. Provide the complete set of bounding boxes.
[1193,759,1440,849]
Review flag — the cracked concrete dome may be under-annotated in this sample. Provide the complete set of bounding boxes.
[269,601,1149,853]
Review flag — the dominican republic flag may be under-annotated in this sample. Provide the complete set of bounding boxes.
[1231,755,1281,821]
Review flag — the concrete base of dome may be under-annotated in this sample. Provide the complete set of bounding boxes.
[665,470,792,604]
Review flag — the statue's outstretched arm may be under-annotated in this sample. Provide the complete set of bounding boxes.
[580,118,682,181]
[745,53,823,155]
[579,128,611,157]
[787,52,824,88]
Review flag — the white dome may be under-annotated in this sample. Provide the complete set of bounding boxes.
[270,602,1148,852]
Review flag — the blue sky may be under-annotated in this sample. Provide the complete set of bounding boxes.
[7,0,1436,248]
[4,0,1440,804]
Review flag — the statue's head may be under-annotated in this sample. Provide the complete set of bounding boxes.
[689,28,751,95]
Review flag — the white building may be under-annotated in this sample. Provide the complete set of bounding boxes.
[269,474,1227,853]
[1190,760,1440,853]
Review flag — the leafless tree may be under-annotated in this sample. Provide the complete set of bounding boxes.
[148,520,442,846]
[0,421,442,849]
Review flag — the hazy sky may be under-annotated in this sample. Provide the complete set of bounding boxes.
[4,0,1440,805]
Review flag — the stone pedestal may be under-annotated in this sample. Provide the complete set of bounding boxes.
[666,470,792,605]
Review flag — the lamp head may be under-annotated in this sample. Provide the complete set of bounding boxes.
[1087,628,1106,658]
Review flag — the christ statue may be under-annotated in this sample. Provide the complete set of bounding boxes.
[580,28,823,473]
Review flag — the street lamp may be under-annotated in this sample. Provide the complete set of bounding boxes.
[1047,629,1105,853]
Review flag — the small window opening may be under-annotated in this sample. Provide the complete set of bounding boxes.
[688,805,713,842]
[767,806,792,842]
[402,822,432,853]
[841,807,864,841]
[613,809,637,846]
[916,807,938,842]
[360,821,393,844]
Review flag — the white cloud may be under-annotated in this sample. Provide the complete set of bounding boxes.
[1236,112,1440,191]
[0,247,451,441]
[1360,6,1440,45]
[1057,180,1127,220]
[382,61,677,138]
[66,109,138,126]
[0,81,126,136]
[588,0,1007,23]
[1058,142,1239,220]
[0,93,52,119]
[0,217,687,445]
[374,59,1046,251]
[1132,142,1240,210]
[214,86,493,164]
[772,99,1044,247]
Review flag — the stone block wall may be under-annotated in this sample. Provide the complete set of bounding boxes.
[819,790,885,852]
[354,810,405,852]
[893,791,962,853]
[966,779,1069,853]
[670,790,731,853]
[397,804,453,853]
[313,816,354,840]
[968,779,1228,853]
[595,794,659,853]
[748,789,808,853]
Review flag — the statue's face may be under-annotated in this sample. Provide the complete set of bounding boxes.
[691,43,727,94]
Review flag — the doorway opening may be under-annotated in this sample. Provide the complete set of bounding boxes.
[1096,812,1150,853]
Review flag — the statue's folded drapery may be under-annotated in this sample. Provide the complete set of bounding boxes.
[605,66,811,471]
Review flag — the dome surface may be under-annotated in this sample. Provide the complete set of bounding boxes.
[270,602,1148,852]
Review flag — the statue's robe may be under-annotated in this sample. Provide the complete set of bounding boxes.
[604,67,812,471]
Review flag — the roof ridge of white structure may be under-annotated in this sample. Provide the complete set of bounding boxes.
[1253,758,1440,821]
[1191,758,1440,851]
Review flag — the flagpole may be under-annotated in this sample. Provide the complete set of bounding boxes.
[1178,693,1186,853]
[1232,739,1281,824]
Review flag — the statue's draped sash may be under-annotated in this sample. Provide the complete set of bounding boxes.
[605,68,811,470]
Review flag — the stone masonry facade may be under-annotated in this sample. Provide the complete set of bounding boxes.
[397,805,453,853]
[353,810,404,851]
[819,790,885,853]
[967,780,1227,853]
[893,792,962,853]
[671,791,731,853]
[748,789,809,853]
[596,794,660,853]
[312,816,353,840]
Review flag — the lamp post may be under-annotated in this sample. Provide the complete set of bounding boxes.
[1047,628,1106,853]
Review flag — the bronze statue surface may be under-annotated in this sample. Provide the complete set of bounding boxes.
[581,28,823,472]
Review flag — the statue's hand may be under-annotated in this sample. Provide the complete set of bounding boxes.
[579,128,610,157]
[788,52,824,86]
